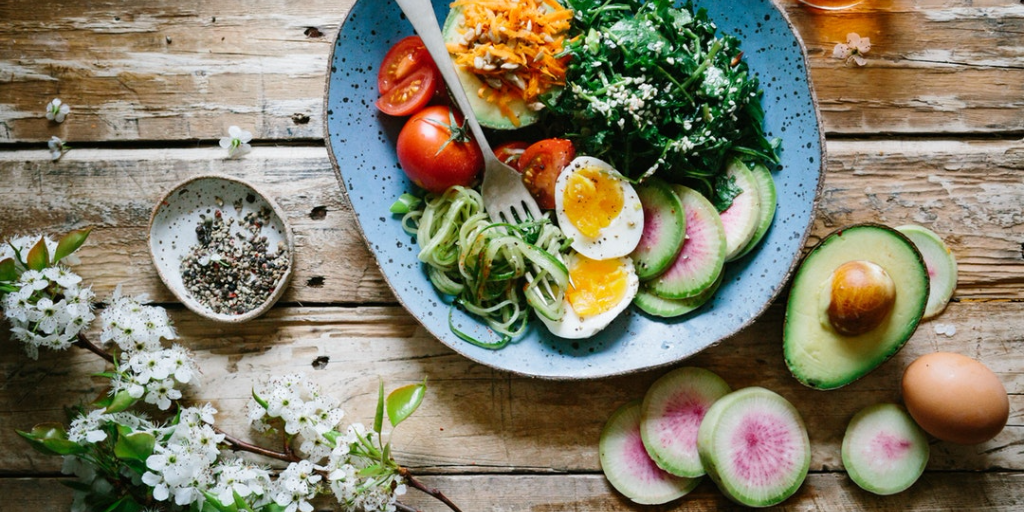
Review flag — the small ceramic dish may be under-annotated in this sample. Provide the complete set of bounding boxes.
[148,175,294,322]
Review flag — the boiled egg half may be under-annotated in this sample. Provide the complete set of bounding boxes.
[554,157,644,261]
[540,252,639,339]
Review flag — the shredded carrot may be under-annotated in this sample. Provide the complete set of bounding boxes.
[447,0,572,126]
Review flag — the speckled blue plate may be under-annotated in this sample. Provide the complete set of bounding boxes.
[325,0,824,379]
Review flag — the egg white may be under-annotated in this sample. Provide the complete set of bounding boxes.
[539,253,640,339]
[554,157,645,261]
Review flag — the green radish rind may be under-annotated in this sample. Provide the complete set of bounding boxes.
[634,271,722,318]
[599,400,701,505]
[697,387,810,508]
[733,163,777,260]
[640,367,732,478]
[784,224,929,390]
[842,403,929,496]
[720,159,762,262]
[647,185,726,299]
[895,225,958,319]
[632,178,687,281]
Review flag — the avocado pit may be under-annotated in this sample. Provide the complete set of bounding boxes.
[824,260,896,336]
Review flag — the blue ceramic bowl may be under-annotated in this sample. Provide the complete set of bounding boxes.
[325,0,824,379]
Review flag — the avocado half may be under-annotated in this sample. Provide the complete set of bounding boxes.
[441,6,554,129]
[784,224,929,390]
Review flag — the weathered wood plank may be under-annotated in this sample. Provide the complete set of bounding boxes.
[2,301,1019,475]
[0,140,1021,302]
[1,0,1022,142]
[3,471,1023,512]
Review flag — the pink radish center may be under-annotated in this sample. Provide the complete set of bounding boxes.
[657,395,707,456]
[729,412,797,487]
[626,426,677,483]
[639,205,661,251]
[871,432,912,461]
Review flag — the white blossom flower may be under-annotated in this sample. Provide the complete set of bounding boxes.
[273,460,321,512]
[144,378,182,410]
[209,459,272,508]
[48,136,69,161]
[67,409,111,444]
[326,423,404,512]
[833,32,872,66]
[219,125,253,158]
[43,266,82,288]
[247,374,345,459]
[46,98,71,123]
[100,288,175,354]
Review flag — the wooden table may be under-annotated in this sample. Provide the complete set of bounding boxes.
[1,0,1021,510]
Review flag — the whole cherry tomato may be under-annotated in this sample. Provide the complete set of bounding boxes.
[396,105,484,193]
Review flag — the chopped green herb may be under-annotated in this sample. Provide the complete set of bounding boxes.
[544,0,780,207]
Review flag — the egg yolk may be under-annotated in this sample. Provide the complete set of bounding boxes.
[566,255,629,317]
[563,167,624,238]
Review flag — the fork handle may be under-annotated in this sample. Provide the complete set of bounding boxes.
[394,0,495,157]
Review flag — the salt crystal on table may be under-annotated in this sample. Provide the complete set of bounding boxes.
[933,323,957,337]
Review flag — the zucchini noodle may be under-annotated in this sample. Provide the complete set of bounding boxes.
[401,186,570,348]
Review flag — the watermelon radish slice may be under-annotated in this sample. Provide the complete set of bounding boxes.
[632,178,686,281]
[733,163,778,260]
[634,271,722,318]
[697,387,810,507]
[896,225,957,319]
[640,367,732,477]
[719,159,762,262]
[600,400,701,505]
[647,185,726,299]
[842,403,929,496]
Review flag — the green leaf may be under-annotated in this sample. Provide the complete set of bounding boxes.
[0,257,17,282]
[201,491,237,512]
[103,390,137,414]
[251,388,269,410]
[26,236,50,271]
[17,423,87,455]
[386,379,427,428]
[261,504,287,512]
[232,490,255,512]
[323,429,341,445]
[114,426,156,462]
[356,463,386,478]
[382,441,392,465]
[373,378,385,434]
[54,227,92,263]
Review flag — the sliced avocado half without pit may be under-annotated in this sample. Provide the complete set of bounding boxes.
[784,223,929,390]
[441,6,558,129]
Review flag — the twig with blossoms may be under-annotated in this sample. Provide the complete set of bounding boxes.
[3,228,462,512]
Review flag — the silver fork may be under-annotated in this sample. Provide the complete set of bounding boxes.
[394,0,542,225]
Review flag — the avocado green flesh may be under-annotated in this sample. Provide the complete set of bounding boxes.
[784,225,928,390]
[441,7,545,129]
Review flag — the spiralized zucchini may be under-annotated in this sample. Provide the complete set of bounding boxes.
[401,186,570,348]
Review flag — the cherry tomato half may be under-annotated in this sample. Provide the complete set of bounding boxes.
[494,141,530,170]
[519,138,575,210]
[375,66,439,117]
[378,36,432,95]
[396,105,484,194]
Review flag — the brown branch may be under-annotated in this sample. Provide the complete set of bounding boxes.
[395,503,421,512]
[76,332,115,364]
[217,427,301,463]
[399,468,463,512]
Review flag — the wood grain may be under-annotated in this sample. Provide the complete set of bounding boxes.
[2,301,1020,475]
[1,0,1022,142]
[2,468,1023,511]
[1,140,1021,303]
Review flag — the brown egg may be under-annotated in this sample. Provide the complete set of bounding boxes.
[901,352,1009,444]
